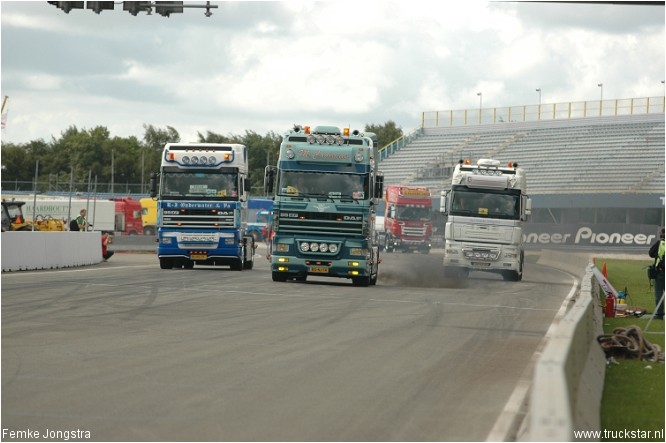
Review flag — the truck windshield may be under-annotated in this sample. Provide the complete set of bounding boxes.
[161,171,238,200]
[396,206,431,221]
[450,191,518,219]
[277,171,368,200]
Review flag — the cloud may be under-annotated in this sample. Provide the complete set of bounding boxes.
[0,0,663,145]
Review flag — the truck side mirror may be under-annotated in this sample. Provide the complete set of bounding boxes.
[149,172,159,198]
[439,190,448,214]
[523,196,532,220]
[374,173,384,199]
[244,176,252,192]
[264,166,276,195]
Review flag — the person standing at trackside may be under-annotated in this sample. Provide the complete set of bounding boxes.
[648,227,665,320]
[76,209,88,231]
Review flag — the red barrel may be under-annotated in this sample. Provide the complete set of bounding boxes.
[604,293,616,318]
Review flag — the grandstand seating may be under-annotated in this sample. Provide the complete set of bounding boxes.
[379,113,665,195]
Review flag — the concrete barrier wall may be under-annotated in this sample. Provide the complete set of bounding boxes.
[536,249,593,277]
[1,232,102,272]
[529,252,605,441]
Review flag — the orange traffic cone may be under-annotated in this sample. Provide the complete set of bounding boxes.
[602,262,608,278]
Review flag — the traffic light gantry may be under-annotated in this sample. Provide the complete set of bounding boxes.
[47,1,217,17]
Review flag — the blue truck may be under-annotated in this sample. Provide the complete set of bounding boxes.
[246,198,273,243]
[264,124,383,286]
[149,142,255,270]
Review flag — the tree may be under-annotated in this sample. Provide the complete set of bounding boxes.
[1,120,397,195]
[142,124,180,184]
[197,129,281,195]
[142,124,180,153]
[364,120,403,149]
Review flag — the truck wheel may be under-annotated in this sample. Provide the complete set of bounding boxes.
[144,227,155,236]
[250,231,261,243]
[231,257,244,271]
[383,235,390,253]
[503,260,523,281]
[243,259,254,270]
[183,261,194,269]
[502,270,522,281]
[159,258,174,269]
[272,271,288,282]
[352,276,370,287]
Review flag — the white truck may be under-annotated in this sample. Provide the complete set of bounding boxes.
[440,159,531,281]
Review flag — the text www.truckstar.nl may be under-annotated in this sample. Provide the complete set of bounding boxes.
[573,428,664,440]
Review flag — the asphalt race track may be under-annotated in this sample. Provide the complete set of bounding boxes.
[2,248,575,441]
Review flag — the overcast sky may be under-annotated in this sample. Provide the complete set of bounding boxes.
[1,0,664,145]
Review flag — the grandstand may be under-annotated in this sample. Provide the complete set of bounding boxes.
[379,103,664,229]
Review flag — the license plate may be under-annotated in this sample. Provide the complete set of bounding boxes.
[309,266,329,273]
[191,253,208,260]
[471,262,491,268]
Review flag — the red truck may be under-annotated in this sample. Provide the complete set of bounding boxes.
[380,185,433,253]
[112,197,143,235]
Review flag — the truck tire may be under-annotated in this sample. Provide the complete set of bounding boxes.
[502,255,523,281]
[384,235,393,253]
[502,270,522,281]
[159,258,174,269]
[272,271,288,282]
[243,258,254,270]
[352,275,370,287]
[250,231,261,243]
[231,257,244,271]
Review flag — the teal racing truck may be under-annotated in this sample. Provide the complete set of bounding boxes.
[264,125,383,286]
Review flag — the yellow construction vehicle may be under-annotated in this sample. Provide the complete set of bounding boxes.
[1,200,66,232]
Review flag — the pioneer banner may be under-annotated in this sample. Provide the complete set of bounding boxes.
[523,223,660,247]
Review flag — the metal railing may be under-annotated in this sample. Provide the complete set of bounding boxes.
[421,96,665,128]
[377,96,664,164]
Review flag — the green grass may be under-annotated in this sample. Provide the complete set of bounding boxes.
[595,258,665,441]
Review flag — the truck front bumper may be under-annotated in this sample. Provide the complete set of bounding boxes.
[271,256,372,280]
[442,242,521,272]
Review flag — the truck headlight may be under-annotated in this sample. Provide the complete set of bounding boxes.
[300,242,310,252]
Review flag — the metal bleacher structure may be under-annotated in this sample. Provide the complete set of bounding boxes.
[378,97,665,202]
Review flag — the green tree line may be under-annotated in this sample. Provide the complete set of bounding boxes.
[1,121,403,196]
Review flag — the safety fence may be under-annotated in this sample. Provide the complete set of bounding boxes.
[421,96,665,128]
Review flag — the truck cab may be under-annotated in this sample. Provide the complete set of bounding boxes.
[264,124,383,286]
[440,159,531,281]
[382,185,433,253]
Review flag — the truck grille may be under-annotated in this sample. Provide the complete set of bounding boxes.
[161,209,235,228]
[277,210,363,236]
[402,226,427,237]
